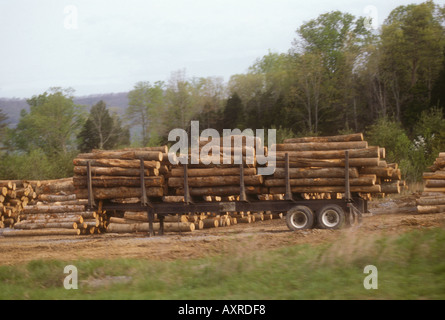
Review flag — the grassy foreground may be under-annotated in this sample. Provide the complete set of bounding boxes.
[1,228,445,300]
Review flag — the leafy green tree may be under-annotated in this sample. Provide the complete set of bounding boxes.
[127,81,165,146]
[0,108,8,149]
[78,100,130,153]
[379,1,445,125]
[11,87,83,155]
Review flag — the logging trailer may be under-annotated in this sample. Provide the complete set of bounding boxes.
[85,151,367,236]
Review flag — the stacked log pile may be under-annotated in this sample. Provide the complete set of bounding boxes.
[167,136,265,198]
[0,180,38,229]
[72,148,168,201]
[265,133,403,199]
[1,177,104,237]
[416,153,445,214]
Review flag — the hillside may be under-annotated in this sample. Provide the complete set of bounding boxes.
[0,92,129,127]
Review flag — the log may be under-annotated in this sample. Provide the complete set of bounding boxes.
[73,158,161,169]
[423,171,445,180]
[170,167,257,177]
[202,218,219,228]
[272,147,380,160]
[274,141,368,152]
[417,205,445,214]
[23,205,87,215]
[77,151,163,162]
[74,166,152,177]
[380,181,401,194]
[272,167,359,179]
[358,166,394,178]
[273,158,380,168]
[17,216,84,224]
[36,178,74,194]
[114,146,169,153]
[268,185,381,194]
[264,176,376,187]
[74,187,164,200]
[416,196,445,206]
[284,133,364,143]
[425,180,445,188]
[72,176,164,188]
[168,175,263,188]
[175,186,263,197]
[13,222,77,230]
[2,228,80,237]
[106,222,195,233]
[22,212,96,220]
[38,194,77,202]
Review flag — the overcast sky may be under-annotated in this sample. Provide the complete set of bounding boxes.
[0,0,439,98]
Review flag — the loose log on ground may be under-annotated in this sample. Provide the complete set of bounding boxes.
[13,221,78,230]
[106,222,195,233]
[416,196,445,206]
[2,228,80,237]
[417,205,445,214]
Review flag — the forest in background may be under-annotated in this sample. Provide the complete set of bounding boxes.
[0,1,444,183]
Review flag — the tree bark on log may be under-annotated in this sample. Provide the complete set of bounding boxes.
[272,147,380,160]
[170,167,257,177]
[23,205,87,214]
[272,167,359,179]
[2,228,80,237]
[416,196,445,206]
[268,185,381,194]
[74,166,153,177]
[73,158,161,169]
[72,176,164,188]
[284,133,364,143]
[273,158,380,168]
[274,141,368,152]
[264,176,376,187]
[168,175,263,188]
[175,186,263,197]
[106,222,195,233]
[77,151,163,161]
[74,187,164,199]
[13,221,77,230]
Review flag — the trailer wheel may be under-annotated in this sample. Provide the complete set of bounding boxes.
[317,205,345,229]
[286,206,314,231]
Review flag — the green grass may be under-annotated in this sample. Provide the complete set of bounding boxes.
[1,228,445,300]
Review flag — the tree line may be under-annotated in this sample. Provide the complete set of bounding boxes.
[0,0,444,182]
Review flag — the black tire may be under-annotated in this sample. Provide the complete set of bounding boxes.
[317,205,345,229]
[286,206,315,231]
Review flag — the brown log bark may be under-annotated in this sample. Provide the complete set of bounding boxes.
[23,205,87,215]
[423,171,445,180]
[275,141,368,152]
[72,176,164,188]
[380,181,401,194]
[38,194,77,202]
[73,158,161,169]
[273,158,380,168]
[168,175,263,188]
[115,146,169,153]
[358,166,394,178]
[77,150,163,161]
[36,178,74,194]
[170,167,257,177]
[272,147,380,160]
[2,228,80,237]
[13,221,77,230]
[417,205,445,214]
[74,166,152,177]
[268,185,381,194]
[202,218,219,228]
[284,133,364,144]
[175,186,263,197]
[425,180,445,188]
[106,222,195,233]
[272,167,359,179]
[416,196,445,206]
[264,176,376,187]
[74,187,164,200]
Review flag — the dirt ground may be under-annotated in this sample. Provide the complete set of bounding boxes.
[1,193,444,266]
